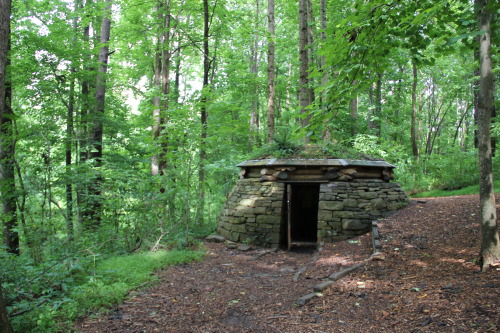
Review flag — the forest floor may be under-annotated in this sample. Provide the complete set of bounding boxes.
[77,195,500,333]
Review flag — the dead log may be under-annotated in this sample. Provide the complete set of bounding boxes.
[313,280,335,292]
[294,169,324,175]
[274,171,289,180]
[260,175,277,182]
[247,171,262,178]
[328,262,366,281]
[337,175,353,181]
[292,266,308,282]
[276,167,296,172]
[296,292,318,306]
[260,168,273,175]
[382,168,394,181]
[340,168,358,176]
[322,167,340,172]
[351,171,383,178]
[324,170,339,180]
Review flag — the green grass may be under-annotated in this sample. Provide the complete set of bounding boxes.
[25,249,203,332]
[412,180,500,198]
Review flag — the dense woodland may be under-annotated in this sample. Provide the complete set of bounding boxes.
[0,0,498,331]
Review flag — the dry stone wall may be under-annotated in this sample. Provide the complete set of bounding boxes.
[317,180,408,242]
[217,178,408,248]
[218,179,285,247]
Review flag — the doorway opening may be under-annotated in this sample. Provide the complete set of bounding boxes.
[283,183,320,249]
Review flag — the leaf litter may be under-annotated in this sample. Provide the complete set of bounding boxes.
[78,194,499,332]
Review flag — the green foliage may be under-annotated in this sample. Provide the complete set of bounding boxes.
[394,149,480,194]
[352,134,387,159]
[270,132,303,157]
[1,249,202,332]
[0,0,495,331]
[412,180,500,198]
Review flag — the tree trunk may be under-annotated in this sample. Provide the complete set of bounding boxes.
[306,0,315,107]
[320,0,332,142]
[473,50,480,149]
[0,0,19,255]
[66,5,80,240]
[299,0,311,134]
[0,278,13,333]
[266,0,275,144]
[88,0,112,228]
[350,92,358,136]
[152,26,163,175]
[476,0,499,272]
[66,74,74,239]
[76,0,94,227]
[375,73,382,137]
[249,0,261,149]
[198,0,211,225]
[410,59,419,158]
[152,0,172,177]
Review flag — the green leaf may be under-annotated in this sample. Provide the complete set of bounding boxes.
[447,30,485,45]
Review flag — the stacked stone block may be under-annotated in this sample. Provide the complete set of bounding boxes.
[217,178,408,248]
[317,180,408,242]
[218,179,285,247]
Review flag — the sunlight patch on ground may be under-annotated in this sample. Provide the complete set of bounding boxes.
[316,255,355,266]
[439,257,478,270]
[409,259,428,268]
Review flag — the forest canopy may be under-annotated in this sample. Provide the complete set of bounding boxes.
[0,0,498,331]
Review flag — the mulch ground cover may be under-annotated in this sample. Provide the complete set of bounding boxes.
[77,195,499,333]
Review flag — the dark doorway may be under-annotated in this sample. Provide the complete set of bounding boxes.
[284,183,319,249]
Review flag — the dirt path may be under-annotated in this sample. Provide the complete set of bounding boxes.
[78,195,499,332]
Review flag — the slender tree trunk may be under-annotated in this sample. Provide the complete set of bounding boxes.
[173,39,181,104]
[76,0,93,227]
[66,74,75,239]
[0,0,18,255]
[66,6,80,240]
[411,59,419,158]
[320,0,332,142]
[266,0,275,144]
[159,5,172,176]
[476,0,499,272]
[0,278,13,333]
[152,0,172,178]
[306,0,315,107]
[152,22,163,176]
[88,0,112,227]
[375,73,382,137]
[299,0,311,134]
[249,0,261,149]
[350,89,358,136]
[198,0,211,225]
[473,50,480,149]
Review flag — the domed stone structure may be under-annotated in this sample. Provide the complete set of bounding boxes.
[217,159,408,249]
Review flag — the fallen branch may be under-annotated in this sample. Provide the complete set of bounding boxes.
[296,292,319,306]
[293,244,322,282]
[292,266,308,282]
[328,262,366,281]
[313,280,335,292]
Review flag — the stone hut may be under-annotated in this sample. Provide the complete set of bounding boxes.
[217,159,408,249]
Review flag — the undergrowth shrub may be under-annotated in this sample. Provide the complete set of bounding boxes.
[2,248,202,332]
[393,149,479,194]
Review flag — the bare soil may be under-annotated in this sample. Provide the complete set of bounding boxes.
[77,195,499,333]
